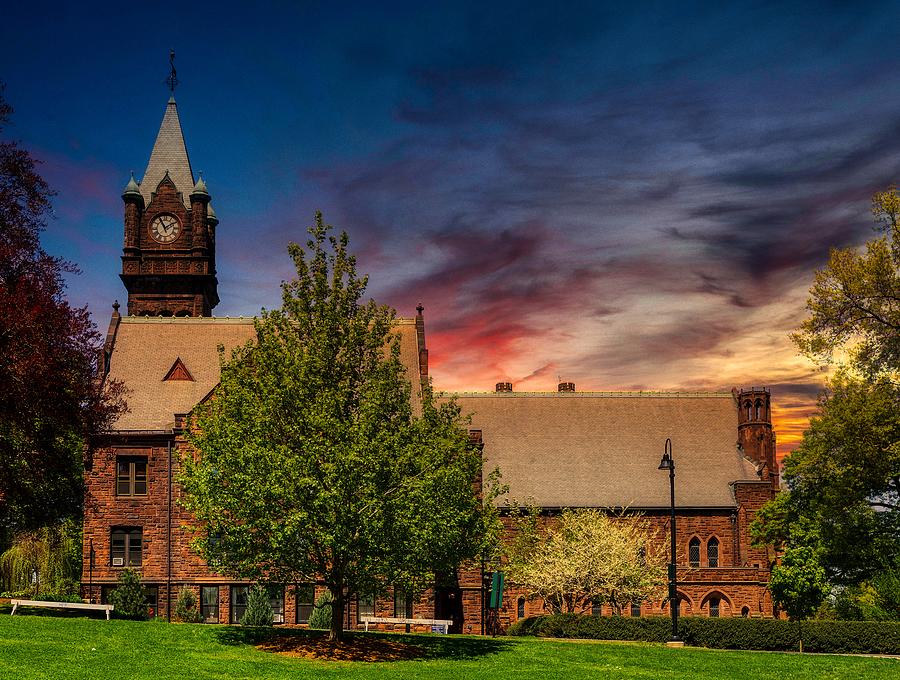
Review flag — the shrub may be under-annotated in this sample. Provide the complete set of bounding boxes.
[507,614,900,654]
[31,591,83,603]
[307,590,333,630]
[174,587,202,623]
[108,569,148,620]
[240,586,273,627]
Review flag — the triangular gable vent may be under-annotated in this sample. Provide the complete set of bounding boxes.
[163,357,194,382]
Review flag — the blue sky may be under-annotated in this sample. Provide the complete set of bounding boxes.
[4,1,900,452]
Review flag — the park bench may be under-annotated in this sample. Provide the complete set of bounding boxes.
[10,599,114,620]
[359,615,453,634]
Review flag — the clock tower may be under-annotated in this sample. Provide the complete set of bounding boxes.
[120,95,219,316]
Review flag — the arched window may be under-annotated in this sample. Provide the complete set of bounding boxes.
[741,606,750,618]
[707,537,720,568]
[754,400,762,420]
[689,537,701,567]
[708,597,720,618]
[744,401,752,421]
[517,597,525,619]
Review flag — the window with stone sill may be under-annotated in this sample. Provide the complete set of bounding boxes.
[268,586,285,624]
[393,588,413,618]
[295,584,314,624]
[688,537,701,568]
[110,527,142,567]
[707,537,720,568]
[358,592,375,620]
[230,585,248,624]
[116,456,148,496]
[201,586,219,623]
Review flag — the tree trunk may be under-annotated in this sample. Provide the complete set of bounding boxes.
[329,586,345,642]
[798,619,803,654]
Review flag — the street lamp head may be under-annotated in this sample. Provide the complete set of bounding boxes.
[658,451,673,470]
[659,437,674,470]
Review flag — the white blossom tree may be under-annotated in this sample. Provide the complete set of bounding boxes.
[505,508,666,615]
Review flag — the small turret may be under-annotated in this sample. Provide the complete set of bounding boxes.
[735,387,778,487]
[190,174,211,252]
[122,172,143,250]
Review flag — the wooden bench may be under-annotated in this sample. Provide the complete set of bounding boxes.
[359,616,453,634]
[10,599,114,620]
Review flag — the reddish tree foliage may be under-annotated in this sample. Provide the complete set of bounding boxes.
[0,86,125,533]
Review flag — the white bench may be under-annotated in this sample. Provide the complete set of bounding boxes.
[360,616,453,634]
[10,599,115,620]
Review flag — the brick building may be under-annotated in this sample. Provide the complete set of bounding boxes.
[82,94,778,630]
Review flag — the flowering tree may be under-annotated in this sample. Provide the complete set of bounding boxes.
[505,508,666,614]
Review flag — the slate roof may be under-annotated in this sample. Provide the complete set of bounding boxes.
[454,391,761,509]
[140,97,195,208]
[105,316,424,431]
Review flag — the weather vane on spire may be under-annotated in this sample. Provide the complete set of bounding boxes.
[166,49,179,94]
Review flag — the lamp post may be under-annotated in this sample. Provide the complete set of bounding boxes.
[658,438,680,644]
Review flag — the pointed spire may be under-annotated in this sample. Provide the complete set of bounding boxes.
[140,97,194,208]
[206,202,219,226]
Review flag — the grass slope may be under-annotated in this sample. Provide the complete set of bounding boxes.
[0,615,897,679]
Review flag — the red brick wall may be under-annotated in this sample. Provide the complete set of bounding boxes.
[84,437,775,627]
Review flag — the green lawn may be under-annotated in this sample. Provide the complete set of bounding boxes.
[0,613,897,679]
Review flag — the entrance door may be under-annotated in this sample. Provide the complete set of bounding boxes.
[434,584,464,634]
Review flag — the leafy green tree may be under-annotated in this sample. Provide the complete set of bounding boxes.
[174,587,202,623]
[240,586,274,627]
[769,546,829,652]
[307,590,333,630]
[752,370,900,584]
[505,508,666,615]
[180,213,501,641]
[109,569,147,620]
[793,187,900,377]
[835,568,900,621]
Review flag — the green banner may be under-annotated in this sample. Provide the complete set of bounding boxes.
[489,571,505,609]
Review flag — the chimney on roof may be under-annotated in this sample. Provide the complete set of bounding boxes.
[495,382,513,392]
[558,382,576,392]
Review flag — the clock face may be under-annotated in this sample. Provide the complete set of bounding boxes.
[149,214,181,244]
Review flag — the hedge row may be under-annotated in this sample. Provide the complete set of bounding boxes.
[507,614,900,654]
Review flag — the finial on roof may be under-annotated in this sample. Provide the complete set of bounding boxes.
[416,303,424,316]
[112,300,120,314]
[191,173,209,197]
[122,171,141,196]
[166,49,179,94]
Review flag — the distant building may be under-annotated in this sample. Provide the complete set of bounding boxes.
[83,93,778,631]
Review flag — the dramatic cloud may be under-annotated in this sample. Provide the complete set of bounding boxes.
[6,2,900,459]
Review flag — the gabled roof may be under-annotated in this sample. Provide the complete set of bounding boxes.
[104,316,424,431]
[454,391,760,509]
[140,97,194,208]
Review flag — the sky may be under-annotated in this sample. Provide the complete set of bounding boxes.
[4,1,900,459]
